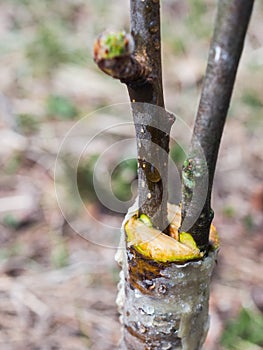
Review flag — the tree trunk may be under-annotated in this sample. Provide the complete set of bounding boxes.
[94,0,254,349]
[116,203,217,350]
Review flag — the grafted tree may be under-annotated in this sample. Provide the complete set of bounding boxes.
[94,0,254,349]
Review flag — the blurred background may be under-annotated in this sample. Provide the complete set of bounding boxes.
[0,0,263,349]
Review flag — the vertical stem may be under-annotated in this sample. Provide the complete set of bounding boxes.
[117,204,218,350]
[128,0,164,106]
[181,0,255,251]
[128,0,174,232]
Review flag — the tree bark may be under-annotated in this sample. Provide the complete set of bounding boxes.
[128,0,175,233]
[94,0,174,232]
[94,1,254,349]
[116,203,217,350]
[181,0,255,252]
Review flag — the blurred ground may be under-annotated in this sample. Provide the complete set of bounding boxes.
[0,0,263,349]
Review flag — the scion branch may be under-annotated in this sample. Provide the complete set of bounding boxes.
[180,0,255,252]
[94,0,174,232]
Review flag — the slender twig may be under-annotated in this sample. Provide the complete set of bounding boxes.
[94,0,174,232]
[128,0,175,232]
[181,0,255,251]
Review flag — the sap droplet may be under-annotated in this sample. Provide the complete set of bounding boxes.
[139,159,147,170]
[149,21,158,34]
[147,164,161,182]
[147,193,152,199]
[140,126,145,133]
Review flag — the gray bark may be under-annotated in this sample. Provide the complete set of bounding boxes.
[94,0,174,232]
[128,0,169,231]
[181,0,255,251]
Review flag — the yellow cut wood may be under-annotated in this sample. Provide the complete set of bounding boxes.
[125,216,204,262]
